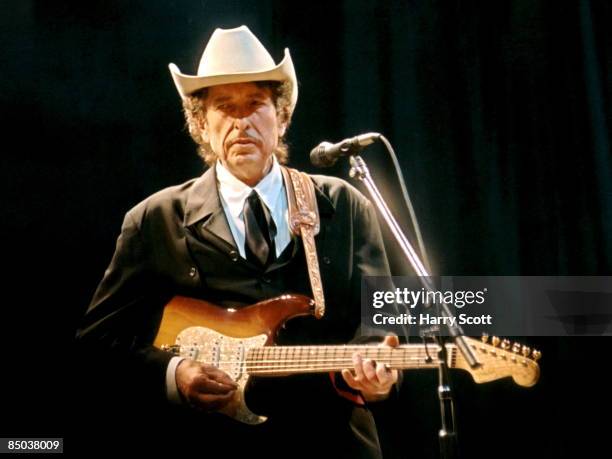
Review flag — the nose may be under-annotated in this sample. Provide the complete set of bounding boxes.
[233,116,251,132]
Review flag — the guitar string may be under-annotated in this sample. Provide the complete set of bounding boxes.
[195,358,529,371]
[242,353,525,365]
[244,362,526,374]
[191,357,445,368]
[174,348,527,358]
[243,362,524,371]
[239,356,527,369]
[174,346,527,361]
[173,346,446,353]
[187,350,442,366]
[243,357,441,367]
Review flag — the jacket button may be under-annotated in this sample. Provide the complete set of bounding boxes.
[189,267,197,277]
[323,256,331,265]
[229,250,239,262]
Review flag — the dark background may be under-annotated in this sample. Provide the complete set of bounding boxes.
[2,0,610,457]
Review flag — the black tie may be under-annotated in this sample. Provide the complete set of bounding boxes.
[243,190,277,267]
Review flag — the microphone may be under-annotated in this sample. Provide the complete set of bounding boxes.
[310,132,380,167]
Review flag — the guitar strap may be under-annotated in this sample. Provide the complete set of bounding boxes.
[280,166,325,319]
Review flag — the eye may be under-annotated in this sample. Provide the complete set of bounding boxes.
[216,103,237,112]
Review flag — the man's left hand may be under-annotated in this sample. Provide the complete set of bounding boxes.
[341,335,400,402]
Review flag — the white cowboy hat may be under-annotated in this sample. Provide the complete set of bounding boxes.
[168,25,298,112]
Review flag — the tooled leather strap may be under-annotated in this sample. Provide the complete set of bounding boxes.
[281,166,325,319]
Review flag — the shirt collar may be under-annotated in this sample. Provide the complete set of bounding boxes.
[215,156,284,219]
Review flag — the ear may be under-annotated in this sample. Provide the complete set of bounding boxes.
[278,120,287,138]
[200,117,210,143]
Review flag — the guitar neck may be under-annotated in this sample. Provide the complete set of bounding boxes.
[246,344,452,375]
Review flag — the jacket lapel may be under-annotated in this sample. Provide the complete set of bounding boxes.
[183,167,237,253]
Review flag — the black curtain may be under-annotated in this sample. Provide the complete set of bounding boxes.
[2,1,610,457]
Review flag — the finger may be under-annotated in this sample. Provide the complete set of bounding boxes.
[194,375,237,395]
[352,353,365,381]
[202,365,235,385]
[203,366,239,389]
[375,362,397,386]
[193,391,235,411]
[375,362,389,385]
[341,369,359,389]
[362,358,379,384]
[382,334,400,348]
[353,355,378,393]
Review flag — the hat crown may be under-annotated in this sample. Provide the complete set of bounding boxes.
[198,26,276,76]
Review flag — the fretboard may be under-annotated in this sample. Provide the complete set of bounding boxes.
[245,344,454,375]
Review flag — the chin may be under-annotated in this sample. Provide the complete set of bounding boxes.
[229,147,260,160]
[230,155,259,171]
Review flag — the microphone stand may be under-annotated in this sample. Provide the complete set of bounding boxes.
[347,154,480,459]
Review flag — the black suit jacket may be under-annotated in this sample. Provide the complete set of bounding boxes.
[76,166,395,458]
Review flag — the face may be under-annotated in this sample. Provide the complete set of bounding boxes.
[201,82,286,186]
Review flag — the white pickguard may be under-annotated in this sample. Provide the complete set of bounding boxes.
[176,326,268,424]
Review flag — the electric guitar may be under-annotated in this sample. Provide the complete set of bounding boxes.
[154,294,541,424]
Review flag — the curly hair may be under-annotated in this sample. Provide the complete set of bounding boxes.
[181,80,293,167]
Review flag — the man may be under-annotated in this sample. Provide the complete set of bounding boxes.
[77,26,399,458]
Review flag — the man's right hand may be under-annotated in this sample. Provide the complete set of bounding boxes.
[175,359,238,412]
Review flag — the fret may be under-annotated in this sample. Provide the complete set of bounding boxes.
[308,346,315,370]
[279,347,284,370]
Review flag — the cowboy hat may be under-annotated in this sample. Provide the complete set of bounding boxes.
[168,25,298,112]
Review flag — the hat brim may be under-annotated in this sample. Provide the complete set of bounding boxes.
[169,48,297,111]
